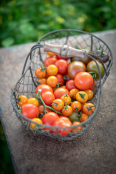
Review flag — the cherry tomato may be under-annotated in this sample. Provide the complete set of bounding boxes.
[71,101,82,112]
[44,57,57,67]
[54,87,69,99]
[61,94,71,105]
[28,98,39,106]
[68,61,86,79]
[35,84,53,94]
[38,105,51,114]
[38,78,47,85]
[72,121,82,133]
[53,117,72,136]
[59,116,72,123]
[69,112,81,122]
[47,76,58,88]
[41,91,55,106]
[74,72,93,90]
[42,112,59,126]
[47,64,58,76]
[80,113,88,122]
[35,67,46,78]
[69,88,79,100]
[52,99,64,111]
[87,60,104,79]
[18,95,28,107]
[47,52,56,57]
[66,80,76,90]
[55,59,68,74]
[84,89,93,100]
[62,105,73,117]
[76,91,88,103]
[21,104,39,119]
[56,74,64,86]
[30,118,42,130]
[82,103,95,115]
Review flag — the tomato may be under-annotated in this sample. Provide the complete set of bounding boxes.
[47,52,56,57]
[56,74,64,86]
[72,121,82,133]
[80,113,88,122]
[84,89,93,100]
[42,112,59,126]
[28,98,39,106]
[87,60,104,79]
[59,116,72,123]
[30,118,42,130]
[89,80,95,90]
[54,87,69,99]
[38,105,51,114]
[35,67,46,78]
[69,112,81,122]
[71,101,82,112]
[41,91,55,106]
[66,80,76,90]
[21,104,39,119]
[47,64,58,76]
[62,105,73,117]
[47,76,58,88]
[82,103,95,115]
[52,99,64,111]
[44,57,57,67]
[55,59,68,74]
[18,95,28,107]
[35,84,53,94]
[68,61,86,79]
[38,78,47,85]
[61,94,71,105]
[55,54,64,59]
[76,91,88,103]
[53,117,72,136]
[69,88,79,100]
[74,72,93,90]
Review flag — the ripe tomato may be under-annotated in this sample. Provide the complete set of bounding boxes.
[71,101,82,112]
[30,118,42,130]
[66,80,76,90]
[42,112,59,126]
[52,99,64,111]
[28,98,39,106]
[18,95,28,107]
[53,117,72,136]
[47,52,56,57]
[44,57,57,67]
[59,116,72,123]
[76,91,88,103]
[35,84,53,94]
[55,59,68,74]
[47,76,58,88]
[72,121,82,133]
[54,87,69,99]
[21,104,39,119]
[84,89,93,100]
[61,94,71,105]
[35,67,46,78]
[41,91,55,106]
[56,74,64,86]
[62,105,73,117]
[82,103,95,115]
[74,72,93,90]
[55,54,64,59]
[38,78,47,85]
[69,88,79,100]
[47,64,58,76]
[80,113,88,122]
[38,105,51,113]
[68,61,86,79]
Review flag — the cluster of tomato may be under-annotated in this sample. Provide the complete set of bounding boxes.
[17,49,106,136]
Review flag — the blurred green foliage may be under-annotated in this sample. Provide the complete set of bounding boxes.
[0,0,116,47]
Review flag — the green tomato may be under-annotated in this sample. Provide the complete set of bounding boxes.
[69,112,81,122]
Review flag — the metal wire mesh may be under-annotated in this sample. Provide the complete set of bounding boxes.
[11,29,113,140]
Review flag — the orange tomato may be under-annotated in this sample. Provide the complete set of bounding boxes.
[38,78,47,85]
[72,121,82,133]
[47,52,56,57]
[80,113,88,122]
[30,118,42,130]
[38,105,51,114]
[18,95,28,107]
[47,76,58,88]
[47,64,58,76]
[28,98,39,106]
[35,67,46,78]
[61,94,71,105]
[84,89,93,100]
[52,99,64,111]
[71,101,82,112]
[69,88,79,100]
[76,91,88,103]
[82,103,95,115]
[62,105,73,117]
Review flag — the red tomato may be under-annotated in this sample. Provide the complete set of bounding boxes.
[21,104,39,119]
[55,54,64,59]
[44,57,57,67]
[56,74,64,86]
[66,80,76,90]
[35,84,53,94]
[53,117,72,136]
[38,105,51,113]
[41,91,55,106]
[55,59,68,74]
[74,72,93,90]
[54,87,69,99]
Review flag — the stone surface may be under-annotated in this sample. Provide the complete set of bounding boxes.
[0,30,116,174]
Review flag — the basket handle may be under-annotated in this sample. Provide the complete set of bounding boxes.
[22,43,43,75]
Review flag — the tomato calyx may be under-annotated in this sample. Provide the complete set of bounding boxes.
[62,105,68,112]
[79,93,86,100]
[40,66,46,72]
[89,72,96,80]
[52,102,59,107]
[16,97,21,103]
[74,108,79,112]
[87,106,94,111]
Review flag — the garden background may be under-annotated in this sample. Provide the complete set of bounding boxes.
[0,0,116,173]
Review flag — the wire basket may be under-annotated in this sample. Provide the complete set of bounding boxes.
[11,29,113,140]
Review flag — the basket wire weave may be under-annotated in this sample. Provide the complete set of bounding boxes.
[11,29,113,140]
